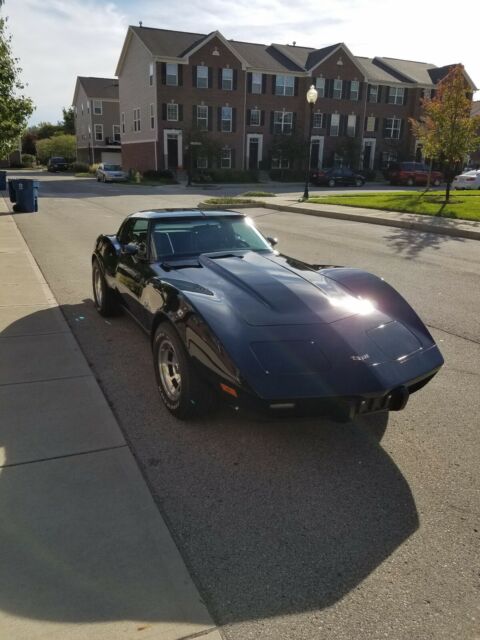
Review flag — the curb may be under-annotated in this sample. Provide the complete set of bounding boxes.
[199,200,480,241]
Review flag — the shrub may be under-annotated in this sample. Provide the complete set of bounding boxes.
[358,169,377,182]
[21,153,36,167]
[36,134,76,164]
[194,169,258,183]
[269,169,306,182]
[142,169,175,180]
[71,161,90,173]
[241,191,276,197]
[89,163,100,175]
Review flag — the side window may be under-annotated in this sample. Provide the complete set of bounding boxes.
[119,219,149,244]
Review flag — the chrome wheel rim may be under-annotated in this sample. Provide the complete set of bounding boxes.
[158,339,182,401]
[94,268,103,306]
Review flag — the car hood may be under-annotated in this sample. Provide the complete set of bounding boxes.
[156,251,374,326]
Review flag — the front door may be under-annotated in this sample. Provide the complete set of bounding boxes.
[248,138,259,169]
[167,135,179,170]
[116,218,150,325]
[362,139,376,170]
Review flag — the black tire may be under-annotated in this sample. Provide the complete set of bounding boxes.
[153,323,214,419]
[407,177,415,186]
[92,259,119,316]
[355,178,364,187]
[432,178,441,186]
[328,178,336,187]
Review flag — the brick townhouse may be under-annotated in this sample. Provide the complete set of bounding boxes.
[115,26,477,173]
[72,77,122,165]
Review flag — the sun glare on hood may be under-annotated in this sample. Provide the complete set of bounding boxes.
[328,294,375,316]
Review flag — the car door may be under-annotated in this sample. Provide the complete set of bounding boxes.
[115,218,151,325]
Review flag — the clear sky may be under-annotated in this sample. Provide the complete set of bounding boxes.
[4,0,479,125]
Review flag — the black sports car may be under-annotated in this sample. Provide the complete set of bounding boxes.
[310,167,365,187]
[92,209,443,420]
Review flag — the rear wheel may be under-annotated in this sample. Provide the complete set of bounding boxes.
[355,178,364,187]
[153,323,214,419]
[328,178,336,187]
[407,177,415,186]
[432,178,441,186]
[92,259,119,316]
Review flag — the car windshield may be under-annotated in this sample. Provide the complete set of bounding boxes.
[150,216,273,260]
[104,164,122,171]
[51,157,66,162]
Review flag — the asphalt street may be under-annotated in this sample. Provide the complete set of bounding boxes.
[5,172,480,640]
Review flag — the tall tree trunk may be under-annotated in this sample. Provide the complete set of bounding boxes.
[445,179,451,202]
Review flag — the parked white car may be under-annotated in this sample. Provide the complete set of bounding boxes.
[96,163,128,183]
[452,170,480,190]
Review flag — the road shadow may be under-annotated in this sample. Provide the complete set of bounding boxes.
[0,302,419,626]
[383,223,467,259]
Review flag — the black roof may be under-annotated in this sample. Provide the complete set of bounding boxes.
[129,209,245,220]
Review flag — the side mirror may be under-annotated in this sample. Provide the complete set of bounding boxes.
[266,236,278,247]
[122,242,139,256]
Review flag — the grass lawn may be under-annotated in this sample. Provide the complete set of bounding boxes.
[203,197,260,205]
[307,191,480,222]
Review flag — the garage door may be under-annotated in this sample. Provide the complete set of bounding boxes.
[101,152,122,164]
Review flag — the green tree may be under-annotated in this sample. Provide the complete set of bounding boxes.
[62,106,75,135]
[35,121,63,139]
[0,17,34,159]
[36,134,76,163]
[410,65,480,202]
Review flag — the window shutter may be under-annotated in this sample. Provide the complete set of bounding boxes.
[233,70,238,90]
[178,65,183,86]
[217,107,222,131]
[328,79,334,98]
[358,81,363,100]
[192,66,197,87]
[364,116,367,131]
[231,148,236,168]
[208,67,213,88]
[294,77,299,96]
[341,114,347,136]
[270,111,274,133]
[178,104,183,121]
[232,108,237,132]
[377,85,382,102]
[261,110,265,126]
[322,113,327,129]
[374,116,379,132]
[399,119,404,138]
[382,118,388,138]
[218,68,222,89]
[208,106,213,130]
[403,88,408,105]
[272,76,276,94]
[385,86,390,103]
[262,74,267,94]
[247,73,252,93]
[192,105,197,124]
[162,103,167,120]
[161,63,166,85]
[292,113,296,133]
[247,109,251,126]
[342,81,348,100]
[431,89,436,99]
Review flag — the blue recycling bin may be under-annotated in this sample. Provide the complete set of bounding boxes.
[0,171,6,190]
[8,178,20,203]
[11,179,39,213]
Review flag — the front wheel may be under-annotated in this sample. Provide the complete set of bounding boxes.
[354,178,364,187]
[432,178,441,186]
[153,323,214,419]
[92,259,119,316]
[328,178,336,187]
[406,177,415,186]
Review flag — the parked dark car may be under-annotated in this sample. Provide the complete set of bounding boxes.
[91,209,443,423]
[385,162,443,186]
[310,167,365,187]
[47,156,69,172]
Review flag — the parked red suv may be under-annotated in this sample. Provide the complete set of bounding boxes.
[386,162,443,186]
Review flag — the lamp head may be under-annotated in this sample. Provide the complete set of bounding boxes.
[306,84,318,104]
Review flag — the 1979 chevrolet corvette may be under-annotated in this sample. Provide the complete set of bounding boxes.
[92,209,443,420]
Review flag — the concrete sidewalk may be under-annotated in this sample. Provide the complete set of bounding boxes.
[0,197,221,639]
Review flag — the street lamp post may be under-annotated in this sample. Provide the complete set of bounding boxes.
[303,84,318,200]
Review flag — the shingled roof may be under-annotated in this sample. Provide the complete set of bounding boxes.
[77,77,119,100]
[117,25,473,89]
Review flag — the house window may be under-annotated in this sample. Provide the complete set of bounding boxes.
[366,116,376,132]
[166,63,178,86]
[388,86,405,105]
[382,151,397,167]
[385,117,401,139]
[275,75,294,96]
[422,88,432,100]
[150,103,156,128]
[350,80,359,101]
[93,100,102,115]
[81,103,84,115]
[273,111,293,134]
[250,108,260,126]
[272,156,290,169]
[149,63,154,86]
[333,79,343,99]
[197,156,208,169]
[368,85,378,103]
[221,148,232,168]
[315,77,325,97]
[221,106,232,132]
[347,114,356,137]
[121,112,125,134]
[222,68,233,90]
[197,65,208,88]
[330,113,340,136]
[87,102,90,114]
[313,111,323,128]
[133,108,141,132]
[252,72,262,94]
[197,105,208,130]
[94,124,103,141]
[88,125,91,138]
[113,125,121,142]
